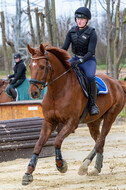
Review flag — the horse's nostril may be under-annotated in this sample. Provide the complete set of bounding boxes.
[31,91,38,98]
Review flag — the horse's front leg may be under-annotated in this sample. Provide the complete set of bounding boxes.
[22,120,53,185]
[54,118,78,173]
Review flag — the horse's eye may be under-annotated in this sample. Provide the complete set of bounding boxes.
[41,66,45,70]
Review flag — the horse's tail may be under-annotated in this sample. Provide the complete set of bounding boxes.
[118,80,126,102]
[119,80,126,93]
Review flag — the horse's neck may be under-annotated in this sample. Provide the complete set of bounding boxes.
[48,60,69,94]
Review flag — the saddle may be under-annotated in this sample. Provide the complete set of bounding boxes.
[73,66,108,122]
[73,67,108,97]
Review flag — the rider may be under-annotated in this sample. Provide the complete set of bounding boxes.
[7,53,26,100]
[62,7,99,116]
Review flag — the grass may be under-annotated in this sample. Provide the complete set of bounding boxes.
[97,62,126,70]
[0,71,7,76]
[97,64,106,70]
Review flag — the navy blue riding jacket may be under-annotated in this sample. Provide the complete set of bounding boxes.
[62,25,97,82]
[9,59,26,83]
[62,25,97,62]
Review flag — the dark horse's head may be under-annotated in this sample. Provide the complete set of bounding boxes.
[0,79,12,103]
[27,43,71,99]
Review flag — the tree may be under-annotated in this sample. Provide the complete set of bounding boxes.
[39,12,46,44]
[51,0,57,46]
[105,0,126,78]
[0,11,9,74]
[27,0,35,47]
[35,7,41,46]
[106,0,114,76]
[57,16,73,55]
[113,3,126,78]
[45,0,53,45]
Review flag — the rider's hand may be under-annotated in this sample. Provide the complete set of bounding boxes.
[10,79,15,84]
[71,58,84,67]
[8,75,11,79]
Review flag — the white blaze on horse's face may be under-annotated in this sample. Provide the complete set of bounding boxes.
[32,62,37,67]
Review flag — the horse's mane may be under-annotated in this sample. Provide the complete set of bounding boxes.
[45,44,71,69]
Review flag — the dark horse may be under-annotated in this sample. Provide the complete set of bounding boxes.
[22,43,126,185]
[0,79,12,103]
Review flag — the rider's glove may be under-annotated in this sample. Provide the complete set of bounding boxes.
[71,58,84,68]
[8,75,11,79]
[10,79,15,84]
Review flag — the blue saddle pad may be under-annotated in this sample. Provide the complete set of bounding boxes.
[77,75,108,97]
[96,76,108,94]
[16,78,47,101]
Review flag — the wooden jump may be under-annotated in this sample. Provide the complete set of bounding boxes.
[0,100,57,162]
[0,117,57,162]
[0,100,44,121]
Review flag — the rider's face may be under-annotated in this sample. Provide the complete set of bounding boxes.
[76,18,87,28]
[14,58,20,63]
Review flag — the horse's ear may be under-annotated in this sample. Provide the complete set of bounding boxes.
[39,44,45,55]
[27,44,35,55]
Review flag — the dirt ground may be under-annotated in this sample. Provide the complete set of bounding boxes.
[0,120,126,190]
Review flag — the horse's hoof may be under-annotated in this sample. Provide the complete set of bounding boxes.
[88,168,99,176]
[56,160,68,173]
[22,173,33,185]
[78,159,91,176]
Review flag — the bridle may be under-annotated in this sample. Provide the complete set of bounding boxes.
[29,51,73,92]
[29,51,52,92]
[0,80,8,95]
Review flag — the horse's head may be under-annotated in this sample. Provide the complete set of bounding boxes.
[0,79,12,103]
[27,43,51,99]
[0,79,8,89]
[0,80,4,88]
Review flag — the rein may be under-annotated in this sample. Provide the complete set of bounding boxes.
[0,88,6,95]
[29,51,73,91]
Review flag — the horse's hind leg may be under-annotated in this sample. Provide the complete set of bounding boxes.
[22,120,53,185]
[87,119,114,176]
[79,108,119,176]
[78,119,102,175]
[91,94,125,175]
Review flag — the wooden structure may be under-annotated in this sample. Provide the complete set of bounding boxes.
[0,117,57,162]
[0,100,44,121]
[0,100,57,162]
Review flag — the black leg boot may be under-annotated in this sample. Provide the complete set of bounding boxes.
[9,87,17,101]
[88,78,100,116]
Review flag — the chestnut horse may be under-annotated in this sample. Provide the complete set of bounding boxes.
[0,79,12,103]
[22,43,126,185]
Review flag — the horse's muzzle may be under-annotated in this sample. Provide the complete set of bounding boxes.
[30,90,41,99]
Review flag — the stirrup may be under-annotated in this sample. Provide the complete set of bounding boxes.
[89,104,99,116]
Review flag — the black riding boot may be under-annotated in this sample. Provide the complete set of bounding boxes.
[88,78,100,116]
[9,87,17,100]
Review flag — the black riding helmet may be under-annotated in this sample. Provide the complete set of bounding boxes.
[14,53,21,59]
[75,7,91,20]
